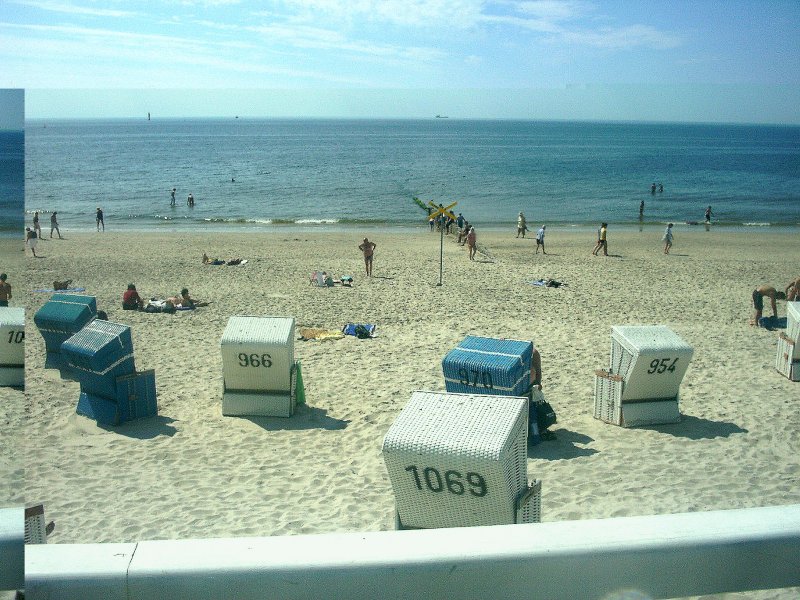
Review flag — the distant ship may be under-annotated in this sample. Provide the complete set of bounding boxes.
[435,115,448,119]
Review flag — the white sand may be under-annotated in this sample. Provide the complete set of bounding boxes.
[14,227,800,597]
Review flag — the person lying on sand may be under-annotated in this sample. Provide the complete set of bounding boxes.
[165,288,209,309]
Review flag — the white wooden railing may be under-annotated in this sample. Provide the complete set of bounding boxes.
[20,504,800,599]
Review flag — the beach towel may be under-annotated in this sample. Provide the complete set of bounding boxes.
[34,287,86,293]
[299,328,345,341]
[758,316,787,330]
[528,279,566,288]
[343,323,376,338]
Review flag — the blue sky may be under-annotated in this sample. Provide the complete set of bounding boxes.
[2,1,799,122]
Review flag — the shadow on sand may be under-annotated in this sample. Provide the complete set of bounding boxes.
[528,428,599,460]
[243,405,350,432]
[643,414,747,440]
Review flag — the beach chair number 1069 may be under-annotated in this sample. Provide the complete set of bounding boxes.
[404,466,488,497]
[647,358,679,374]
[7,330,24,344]
[237,353,273,368]
[457,367,494,390]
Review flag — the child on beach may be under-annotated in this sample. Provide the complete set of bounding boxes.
[662,223,674,254]
[26,227,39,256]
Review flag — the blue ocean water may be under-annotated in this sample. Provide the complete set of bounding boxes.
[24,119,800,232]
[0,129,25,235]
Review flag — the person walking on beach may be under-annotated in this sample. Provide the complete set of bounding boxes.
[466,225,477,260]
[535,225,546,254]
[50,212,62,239]
[662,223,674,254]
[517,212,527,238]
[705,205,713,223]
[0,274,11,307]
[96,207,104,232]
[26,227,39,257]
[170,188,176,207]
[592,223,608,256]
[33,211,42,239]
[359,237,376,277]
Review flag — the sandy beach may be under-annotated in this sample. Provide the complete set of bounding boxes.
[14,226,800,594]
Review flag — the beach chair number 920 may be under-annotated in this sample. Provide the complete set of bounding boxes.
[457,367,494,390]
[237,353,272,368]
[647,358,678,374]
[404,466,487,497]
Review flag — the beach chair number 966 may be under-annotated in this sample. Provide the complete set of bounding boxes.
[457,367,494,390]
[647,358,678,374]
[7,331,24,344]
[237,353,272,368]
[404,466,488,497]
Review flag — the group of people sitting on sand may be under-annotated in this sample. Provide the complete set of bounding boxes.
[751,277,800,327]
[122,284,206,312]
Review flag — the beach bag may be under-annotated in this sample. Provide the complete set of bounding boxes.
[535,399,557,429]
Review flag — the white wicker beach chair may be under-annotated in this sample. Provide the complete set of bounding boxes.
[594,325,694,427]
[220,316,298,417]
[0,307,24,387]
[776,301,800,381]
[24,505,54,545]
[382,390,541,529]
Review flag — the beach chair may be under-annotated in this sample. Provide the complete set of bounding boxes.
[33,293,97,373]
[24,505,54,545]
[776,301,800,381]
[594,325,694,427]
[220,316,299,417]
[0,307,24,387]
[382,390,541,529]
[61,320,158,426]
[443,336,532,397]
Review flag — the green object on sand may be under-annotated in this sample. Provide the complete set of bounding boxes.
[295,360,306,405]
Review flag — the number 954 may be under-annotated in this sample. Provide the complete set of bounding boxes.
[647,357,678,374]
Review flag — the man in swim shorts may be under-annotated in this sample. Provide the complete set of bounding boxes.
[358,237,376,276]
[752,284,783,326]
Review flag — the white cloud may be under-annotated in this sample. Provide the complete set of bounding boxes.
[9,0,138,18]
[555,25,681,50]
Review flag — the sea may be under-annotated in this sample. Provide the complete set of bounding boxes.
[0,129,25,235]
[21,118,800,234]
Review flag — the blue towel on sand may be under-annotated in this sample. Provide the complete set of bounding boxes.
[758,316,787,330]
[34,287,86,293]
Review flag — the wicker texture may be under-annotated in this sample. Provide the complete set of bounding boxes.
[383,391,532,529]
[786,301,800,349]
[61,321,136,398]
[222,363,298,417]
[595,325,692,427]
[34,294,97,354]
[220,316,295,392]
[24,505,47,545]
[775,334,800,381]
[443,336,532,396]
[0,307,25,368]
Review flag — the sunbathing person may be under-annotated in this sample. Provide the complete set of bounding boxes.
[165,288,198,309]
[122,284,144,310]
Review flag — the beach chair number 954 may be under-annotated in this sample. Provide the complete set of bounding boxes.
[237,353,272,368]
[404,466,488,497]
[457,367,494,390]
[647,358,679,374]
[6,331,24,344]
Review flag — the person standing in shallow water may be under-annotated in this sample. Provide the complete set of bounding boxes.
[96,207,104,231]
